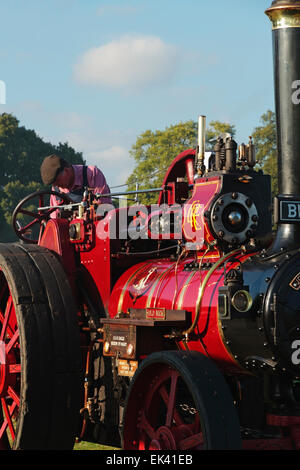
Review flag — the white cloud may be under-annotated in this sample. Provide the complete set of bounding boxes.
[73,35,181,91]
[88,146,132,185]
[60,129,133,186]
[89,145,128,163]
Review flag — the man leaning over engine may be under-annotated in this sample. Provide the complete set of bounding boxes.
[40,154,112,217]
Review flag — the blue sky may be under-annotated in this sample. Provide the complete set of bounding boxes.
[0,0,275,187]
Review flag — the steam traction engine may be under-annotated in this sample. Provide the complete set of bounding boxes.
[1,0,300,451]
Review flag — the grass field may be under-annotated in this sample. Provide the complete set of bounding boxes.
[73,440,120,451]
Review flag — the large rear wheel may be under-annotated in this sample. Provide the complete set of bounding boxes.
[123,351,241,450]
[0,243,82,449]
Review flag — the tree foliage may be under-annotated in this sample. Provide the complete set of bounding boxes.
[0,113,84,241]
[0,113,84,187]
[206,120,236,150]
[252,110,277,195]
[0,181,42,225]
[126,119,236,203]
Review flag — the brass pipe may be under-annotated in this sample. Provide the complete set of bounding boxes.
[182,248,242,338]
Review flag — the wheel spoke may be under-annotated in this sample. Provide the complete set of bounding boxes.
[8,364,21,374]
[165,370,178,427]
[0,340,5,365]
[6,330,19,354]
[38,195,45,207]
[1,398,16,441]
[138,410,157,441]
[19,208,41,219]
[18,217,40,233]
[178,431,204,450]
[159,378,183,426]
[0,405,8,439]
[0,296,13,341]
[7,386,20,408]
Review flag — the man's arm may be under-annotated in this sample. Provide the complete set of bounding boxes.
[87,166,112,204]
[49,192,59,219]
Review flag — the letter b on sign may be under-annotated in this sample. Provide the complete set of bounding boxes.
[288,203,297,218]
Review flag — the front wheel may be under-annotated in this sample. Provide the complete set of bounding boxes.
[122,350,241,450]
[0,243,82,449]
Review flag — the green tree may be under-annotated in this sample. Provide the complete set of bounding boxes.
[252,110,277,195]
[0,181,43,241]
[0,180,43,224]
[206,120,236,150]
[0,113,85,187]
[0,112,85,241]
[126,119,236,203]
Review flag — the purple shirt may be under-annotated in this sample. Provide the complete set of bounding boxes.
[50,165,112,217]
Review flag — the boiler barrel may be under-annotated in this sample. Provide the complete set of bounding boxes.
[108,254,275,374]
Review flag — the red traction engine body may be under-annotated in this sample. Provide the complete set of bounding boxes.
[106,170,273,377]
[34,138,300,450]
[1,0,300,452]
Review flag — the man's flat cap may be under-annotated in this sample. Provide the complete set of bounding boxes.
[40,155,68,185]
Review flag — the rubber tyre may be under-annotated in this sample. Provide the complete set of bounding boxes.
[0,243,82,450]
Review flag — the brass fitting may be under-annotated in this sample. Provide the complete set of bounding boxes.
[266,0,300,29]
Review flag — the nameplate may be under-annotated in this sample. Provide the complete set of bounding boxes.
[274,196,300,223]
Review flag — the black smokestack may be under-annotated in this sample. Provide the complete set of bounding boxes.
[266,0,300,250]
